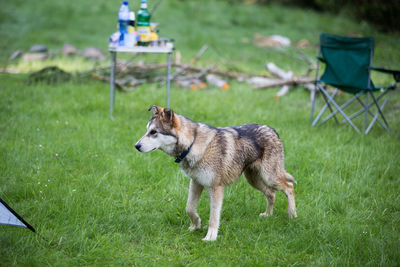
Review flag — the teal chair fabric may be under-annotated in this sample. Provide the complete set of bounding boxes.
[320,33,376,93]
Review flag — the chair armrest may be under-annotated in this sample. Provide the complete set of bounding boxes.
[370,66,400,82]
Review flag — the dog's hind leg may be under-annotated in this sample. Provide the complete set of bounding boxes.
[259,187,276,217]
[244,167,276,217]
[277,178,297,219]
[186,179,203,231]
[258,164,297,219]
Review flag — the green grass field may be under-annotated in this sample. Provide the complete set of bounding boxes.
[1,0,400,265]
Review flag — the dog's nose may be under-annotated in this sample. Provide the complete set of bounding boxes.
[135,143,142,151]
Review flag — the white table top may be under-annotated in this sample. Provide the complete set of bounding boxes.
[108,43,174,53]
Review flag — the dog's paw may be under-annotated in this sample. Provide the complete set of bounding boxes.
[189,223,201,231]
[202,228,218,241]
[288,211,297,219]
[189,218,201,231]
[259,212,272,217]
[202,236,217,242]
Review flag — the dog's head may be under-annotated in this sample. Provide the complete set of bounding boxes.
[135,105,180,154]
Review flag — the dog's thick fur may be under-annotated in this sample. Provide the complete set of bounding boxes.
[135,105,297,241]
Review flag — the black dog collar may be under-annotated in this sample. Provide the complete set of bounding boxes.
[175,132,196,163]
[175,142,194,163]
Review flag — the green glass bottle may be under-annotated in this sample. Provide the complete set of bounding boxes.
[137,0,151,46]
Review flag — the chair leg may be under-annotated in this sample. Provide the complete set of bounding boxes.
[347,92,388,129]
[311,52,322,125]
[311,86,339,126]
[364,92,369,133]
[319,93,360,126]
[365,90,392,134]
[371,92,390,128]
[319,87,360,133]
[310,85,317,125]
[310,85,392,134]
[320,88,340,124]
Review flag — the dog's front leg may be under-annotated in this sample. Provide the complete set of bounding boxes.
[186,179,203,231]
[203,185,224,241]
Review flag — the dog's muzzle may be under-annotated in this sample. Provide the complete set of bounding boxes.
[135,143,142,152]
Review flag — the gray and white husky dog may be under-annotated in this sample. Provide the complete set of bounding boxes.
[135,105,297,241]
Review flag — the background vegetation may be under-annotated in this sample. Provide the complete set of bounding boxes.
[230,0,400,32]
[1,0,399,265]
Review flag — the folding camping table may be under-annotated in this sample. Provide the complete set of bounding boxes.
[108,43,174,120]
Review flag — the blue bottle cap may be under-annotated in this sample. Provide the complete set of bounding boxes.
[123,1,129,5]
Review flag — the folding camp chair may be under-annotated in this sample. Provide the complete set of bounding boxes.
[310,33,399,134]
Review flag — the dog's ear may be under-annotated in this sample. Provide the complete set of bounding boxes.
[161,108,174,123]
[160,108,180,129]
[148,105,163,115]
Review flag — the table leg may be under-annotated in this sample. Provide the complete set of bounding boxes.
[110,51,116,120]
[166,52,172,108]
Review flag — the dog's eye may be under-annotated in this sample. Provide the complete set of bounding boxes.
[149,130,157,135]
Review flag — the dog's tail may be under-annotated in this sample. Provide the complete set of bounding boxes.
[285,172,297,185]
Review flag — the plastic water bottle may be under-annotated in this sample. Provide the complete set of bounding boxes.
[125,11,137,47]
[118,1,130,46]
[129,11,135,30]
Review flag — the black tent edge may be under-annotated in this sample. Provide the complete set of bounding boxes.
[0,197,36,233]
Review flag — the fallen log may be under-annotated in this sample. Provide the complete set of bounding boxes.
[100,61,271,80]
[303,83,315,92]
[176,79,207,91]
[253,77,314,90]
[266,62,293,80]
[173,64,270,79]
[91,73,128,91]
[206,74,230,90]
[274,85,290,99]
[176,64,215,81]
[0,68,26,74]
[265,62,294,98]
[189,45,208,65]
[241,76,279,87]
[171,45,209,84]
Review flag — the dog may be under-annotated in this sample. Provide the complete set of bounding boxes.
[135,105,297,241]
